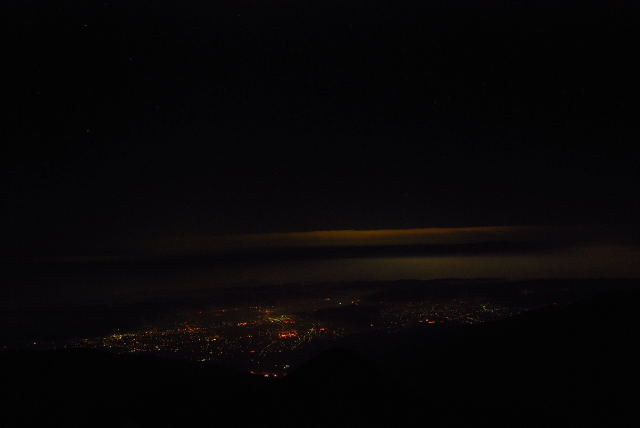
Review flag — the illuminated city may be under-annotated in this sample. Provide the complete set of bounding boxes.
[25,284,528,377]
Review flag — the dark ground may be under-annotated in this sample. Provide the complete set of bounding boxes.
[2,283,639,427]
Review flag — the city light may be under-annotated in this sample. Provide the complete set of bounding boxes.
[32,298,519,376]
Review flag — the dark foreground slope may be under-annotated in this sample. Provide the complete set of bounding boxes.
[285,290,640,428]
[2,289,639,427]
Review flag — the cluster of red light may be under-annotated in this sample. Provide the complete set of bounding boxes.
[249,371,287,378]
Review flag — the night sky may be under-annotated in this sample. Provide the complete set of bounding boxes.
[4,0,640,261]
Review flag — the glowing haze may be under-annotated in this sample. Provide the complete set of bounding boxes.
[146,226,544,255]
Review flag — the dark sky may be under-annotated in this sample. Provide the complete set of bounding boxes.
[3,0,640,259]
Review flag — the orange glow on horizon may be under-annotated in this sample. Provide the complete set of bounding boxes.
[170,225,542,252]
